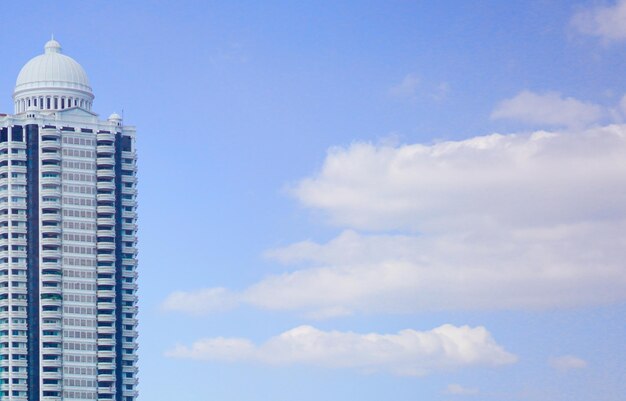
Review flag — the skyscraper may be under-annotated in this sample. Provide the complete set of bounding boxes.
[0,39,138,401]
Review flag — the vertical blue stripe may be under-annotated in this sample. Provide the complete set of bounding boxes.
[25,124,40,401]
[114,132,124,401]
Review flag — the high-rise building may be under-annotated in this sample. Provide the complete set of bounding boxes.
[0,39,138,401]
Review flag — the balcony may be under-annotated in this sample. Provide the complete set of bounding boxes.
[97,277,116,287]
[97,169,115,179]
[97,242,115,251]
[41,249,61,259]
[97,205,115,215]
[97,229,115,237]
[96,145,114,155]
[97,289,115,298]
[97,181,115,191]
[97,132,115,142]
[96,218,115,227]
[97,314,116,324]
[40,187,61,197]
[97,266,115,275]
[97,373,116,382]
[41,275,62,284]
[121,175,135,183]
[96,361,115,371]
[97,155,115,166]
[40,371,62,380]
[40,152,61,162]
[39,164,61,173]
[97,255,115,264]
[97,349,115,359]
[41,237,60,246]
[41,226,61,235]
[40,358,62,368]
[40,177,61,186]
[97,193,115,203]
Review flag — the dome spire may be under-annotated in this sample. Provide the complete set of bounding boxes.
[44,37,62,54]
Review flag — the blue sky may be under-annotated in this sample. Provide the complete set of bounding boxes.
[2,1,626,400]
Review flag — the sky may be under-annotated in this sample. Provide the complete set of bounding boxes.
[1,1,626,400]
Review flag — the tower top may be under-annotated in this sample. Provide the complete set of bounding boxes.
[44,38,62,54]
[13,38,95,113]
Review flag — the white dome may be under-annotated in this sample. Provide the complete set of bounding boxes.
[13,39,94,114]
[15,39,92,95]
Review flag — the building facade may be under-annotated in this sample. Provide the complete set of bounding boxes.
[0,39,138,401]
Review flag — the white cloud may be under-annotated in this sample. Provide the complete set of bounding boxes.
[165,125,626,316]
[248,224,626,314]
[161,287,237,315]
[444,384,480,396]
[620,94,626,115]
[549,355,588,371]
[572,0,626,42]
[292,125,626,231]
[432,81,451,101]
[165,324,517,376]
[389,73,420,99]
[491,91,604,127]
[388,74,450,102]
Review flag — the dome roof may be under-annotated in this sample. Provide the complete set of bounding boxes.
[14,39,93,96]
[108,112,122,121]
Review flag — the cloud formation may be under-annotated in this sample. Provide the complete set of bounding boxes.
[444,384,480,396]
[491,91,604,127]
[293,124,626,231]
[572,0,626,42]
[165,125,626,317]
[162,287,236,315]
[549,355,588,371]
[251,226,626,314]
[388,73,450,102]
[388,73,420,98]
[165,324,516,376]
